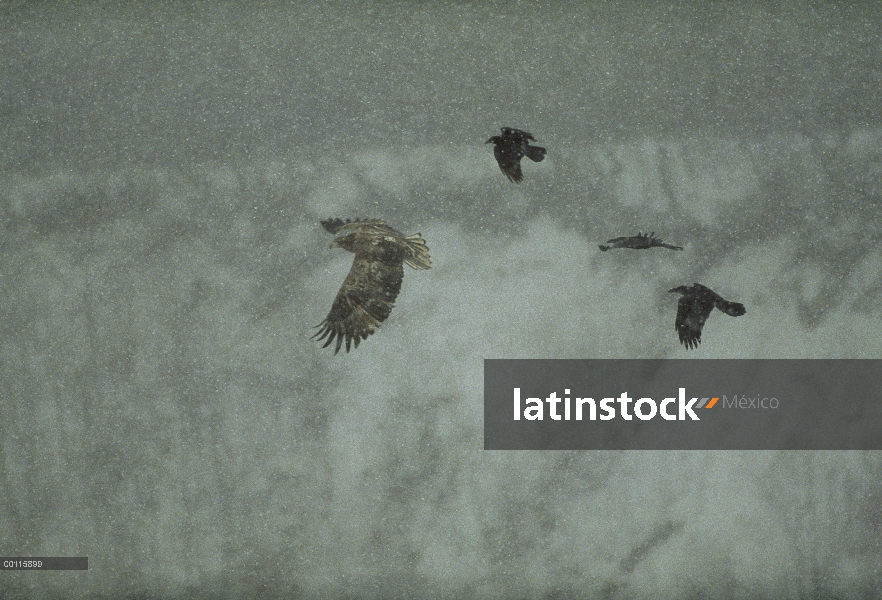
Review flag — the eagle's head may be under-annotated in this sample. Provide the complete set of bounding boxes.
[330,233,358,252]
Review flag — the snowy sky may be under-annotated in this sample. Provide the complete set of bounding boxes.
[1,2,881,598]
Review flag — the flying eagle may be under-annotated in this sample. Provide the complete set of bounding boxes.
[668,283,745,349]
[313,218,431,354]
[486,127,547,183]
[599,232,683,252]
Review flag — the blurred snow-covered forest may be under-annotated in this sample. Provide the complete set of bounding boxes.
[1,2,880,598]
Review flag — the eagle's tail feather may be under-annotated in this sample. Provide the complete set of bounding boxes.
[403,233,432,270]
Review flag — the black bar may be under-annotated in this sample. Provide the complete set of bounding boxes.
[485,359,882,450]
[0,557,88,570]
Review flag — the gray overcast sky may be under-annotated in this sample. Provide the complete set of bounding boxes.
[1,2,881,598]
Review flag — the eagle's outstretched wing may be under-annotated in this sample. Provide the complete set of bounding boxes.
[313,251,405,354]
[320,217,400,237]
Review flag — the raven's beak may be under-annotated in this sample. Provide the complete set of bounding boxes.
[329,241,339,249]
[668,287,679,293]
[485,138,493,144]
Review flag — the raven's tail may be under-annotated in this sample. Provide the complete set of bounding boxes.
[526,145,547,162]
[718,300,746,317]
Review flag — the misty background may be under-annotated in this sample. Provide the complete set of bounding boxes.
[1,2,881,598]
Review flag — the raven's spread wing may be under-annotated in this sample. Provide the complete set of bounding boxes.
[675,295,713,350]
[655,241,684,251]
[493,143,526,183]
[500,127,536,142]
[648,233,683,251]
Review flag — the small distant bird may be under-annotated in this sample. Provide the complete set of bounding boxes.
[668,283,745,350]
[599,232,683,252]
[313,218,431,354]
[486,127,546,183]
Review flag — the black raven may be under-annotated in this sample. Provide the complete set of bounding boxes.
[668,283,745,350]
[486,127,546,183]
[599,231,683,252]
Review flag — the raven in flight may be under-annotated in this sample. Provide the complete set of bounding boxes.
[599,231,683,252]
[668,283,745,349]
[486,127,546,183]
